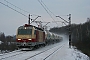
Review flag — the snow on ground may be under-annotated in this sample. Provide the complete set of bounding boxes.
[46,42,90,60]
[0,35,90,60]
[46,35,90,60]
[28,41,89,60]
[29,35,90,60]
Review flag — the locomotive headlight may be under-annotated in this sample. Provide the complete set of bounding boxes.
[25,27,26,29]
[18,39,21,40]
[28,39,32,40]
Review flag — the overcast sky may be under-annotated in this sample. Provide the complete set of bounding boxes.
[0,0,90,35]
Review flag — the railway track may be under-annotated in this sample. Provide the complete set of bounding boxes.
[0,50,21,56]
[25,42,66,60]
[0,50,28,60]
[0,41,66,60]
[43,43,65,60]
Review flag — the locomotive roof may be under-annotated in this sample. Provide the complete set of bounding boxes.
[18,24,44,31]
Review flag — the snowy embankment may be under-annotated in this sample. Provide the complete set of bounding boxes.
[48,35,90,60]
[0,35,90,60]
[36,35,90,60]
[28,40,89,60]
[45,41,90,60]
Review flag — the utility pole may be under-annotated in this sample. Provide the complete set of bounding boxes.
[68,14,71,48]
[56,14,72,48]
[28,14,31,25]
[28,14,41,25]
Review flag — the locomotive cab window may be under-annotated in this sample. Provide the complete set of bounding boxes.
[18,29,32,35]
[34,30,36,34]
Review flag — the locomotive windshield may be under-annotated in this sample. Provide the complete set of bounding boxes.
[18,29,32,35]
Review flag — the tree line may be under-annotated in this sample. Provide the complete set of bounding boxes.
[0,33,17,53]
[50,18,90,57]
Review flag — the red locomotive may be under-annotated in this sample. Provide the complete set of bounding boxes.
[16,24,62,50]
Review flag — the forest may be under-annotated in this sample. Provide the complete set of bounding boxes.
[0,33,17,53]
[50,18,90,57]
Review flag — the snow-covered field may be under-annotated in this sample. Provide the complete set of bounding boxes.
[0,35,90,60]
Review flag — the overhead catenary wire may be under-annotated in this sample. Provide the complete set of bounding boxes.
[1,0,59,27]
[3,0,29,13]
[38,0,58,26]
[3,0,39,16]
[41,0,63,27]
[0,1,28,17]
[41,0,70,27]
[41,0,56,16]
[41,0,65,27]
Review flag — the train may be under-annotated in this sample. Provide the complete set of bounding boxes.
[16,24,62,50]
